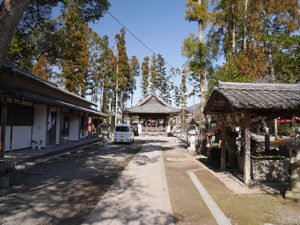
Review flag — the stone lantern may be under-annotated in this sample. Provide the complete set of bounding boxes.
[100,119,110,149]
[286,127,300,200]
[187,119,199,151]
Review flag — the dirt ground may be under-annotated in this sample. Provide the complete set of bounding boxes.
[162,140,300,225]
[0,140,144,225]
[161,142,217,225]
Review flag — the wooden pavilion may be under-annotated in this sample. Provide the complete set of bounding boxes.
[125,94,180,135]
[204,81,300,185]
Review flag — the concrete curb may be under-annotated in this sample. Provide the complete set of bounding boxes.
[15,141,103,170]
[16,139,103,166]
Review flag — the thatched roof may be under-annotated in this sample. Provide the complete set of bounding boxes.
[204,81,300,116]
[125,94,181,115]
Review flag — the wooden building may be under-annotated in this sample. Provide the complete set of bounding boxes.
[0,62,106,158]
[125,94,180,135]
[204,81,300,185]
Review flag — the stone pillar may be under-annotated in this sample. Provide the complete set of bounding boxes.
[103,135,108,150]
[285,149,300,200]
[265,127,270,152]
[243,113,251,185]
[188,130,196,151]
[274,118,278,140]
[220,118,227,170]
[167,120,171,133]
[285,127,300,200]
[138,121,142,135]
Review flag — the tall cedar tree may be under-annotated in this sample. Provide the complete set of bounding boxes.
[129,56,140,107]
[150,54,158,93]
[180,64,188,129]
[96,35,115,113]
[184,0,210,123]
[141,56,150,98]
[207,0,299,91]
[115,28,131,121]
[87,28,102,103]
[60,5,90,96]
[32,54,52,80]
[156,54,169,102]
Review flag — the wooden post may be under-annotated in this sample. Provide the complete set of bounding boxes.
[220,117,227,170]
[0,97,7,159]
[243,113,251,185]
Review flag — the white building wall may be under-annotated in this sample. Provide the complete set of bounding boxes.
[11,126,32,149]
[32,104,47,148]
[69,115,80,141]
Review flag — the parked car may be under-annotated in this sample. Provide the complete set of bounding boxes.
[114,124,134,144]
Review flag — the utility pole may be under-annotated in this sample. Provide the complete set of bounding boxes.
[115,56,119,126]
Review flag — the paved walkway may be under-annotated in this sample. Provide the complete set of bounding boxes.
[82,139,174,225]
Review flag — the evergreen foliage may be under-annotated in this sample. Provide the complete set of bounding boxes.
[59,5,90,96]
[141,56,150,98]
[150,54,158,93]
[32,55,52,80]
[156,54,170,103]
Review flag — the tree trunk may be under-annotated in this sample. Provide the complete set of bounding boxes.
[197,0,206,114]
[232,4,236,54]
[223,23,229,60]
[115,82,118,125]
[0,0,32,66]
[115,57,119,126]
[266,40,275,81]
[120,90,125,123]
[198,0,204,43]
[243,0,248,51]
[100,77,104,112]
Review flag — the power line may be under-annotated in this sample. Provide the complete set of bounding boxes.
[106,11,176,69]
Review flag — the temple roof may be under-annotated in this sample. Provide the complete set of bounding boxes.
[125,94,181,115]
[0,62,106,117]
[204,81,300,116]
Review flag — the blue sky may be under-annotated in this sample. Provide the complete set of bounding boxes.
[89,0,202,107]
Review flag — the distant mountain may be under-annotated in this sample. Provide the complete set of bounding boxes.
[185,103,201,112]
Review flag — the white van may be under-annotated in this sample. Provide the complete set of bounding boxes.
[114,124,134,144]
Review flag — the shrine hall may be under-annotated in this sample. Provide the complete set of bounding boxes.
[125,94,180,135]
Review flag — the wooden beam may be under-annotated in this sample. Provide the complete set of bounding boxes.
[220,117,227,170]
[243,113,251,185]
[1,97,7,158]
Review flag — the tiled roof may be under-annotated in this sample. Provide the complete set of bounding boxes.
[0,79,106,117]
[204,81,300,115]
[2,61,97,107]
[125,94,181,115]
